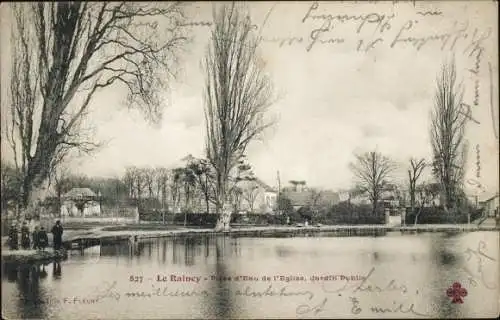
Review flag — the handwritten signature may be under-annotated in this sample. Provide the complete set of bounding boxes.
[296,297,328,316]
[463,240,497,289]
[321,267,408,294]
[292,267,430,317]
[348,296,430,316]
[296,294,429,317]
[89,281,121,302]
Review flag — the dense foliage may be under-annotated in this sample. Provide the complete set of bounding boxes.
[405,206,484,224]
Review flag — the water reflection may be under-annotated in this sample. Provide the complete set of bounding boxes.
[100,241,134,256]
[52,262,62,279]
[97,235,244,266]
[4,263,18,282]
[2,232,498,319]
[1,262,56,320]
[208,237,235,319]
[429,234,462,319]
[184,237,196,266]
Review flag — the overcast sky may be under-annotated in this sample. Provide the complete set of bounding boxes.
[1,1,498,195]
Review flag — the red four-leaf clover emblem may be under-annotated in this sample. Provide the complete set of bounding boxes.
[447,282,468,304]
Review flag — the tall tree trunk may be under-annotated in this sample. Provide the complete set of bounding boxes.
[57,190,62,219]
[215,205,231,231]
[214,184,230,231]
[372,196,378,216]
[205,175,210,214]
[21,172,46,220]
[410,190,416,215]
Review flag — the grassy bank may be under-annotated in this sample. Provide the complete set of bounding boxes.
[2,249,68,264]
[101,224,183,232]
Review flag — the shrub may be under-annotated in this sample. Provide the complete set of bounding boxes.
[405,206,484,224]
[315,202,385,225]
[172,213,218,227]
[139,209,166,221]
[231,213,287,225]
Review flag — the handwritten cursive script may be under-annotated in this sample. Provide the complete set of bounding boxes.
[235,284,315,300]
[463,241,497,289]
[89,281,121,302]
[348,295,430,316]
[369,301,430,316]
[296,297,328,316]
[321,267,408,294]
[125,285,210,298]
[489,62,499,140]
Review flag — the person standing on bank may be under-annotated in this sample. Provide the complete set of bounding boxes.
[51,220,64,250]
[21,221,31,249]
[32,225,40,249]
[38,227,49,251]
[8,222,19,250]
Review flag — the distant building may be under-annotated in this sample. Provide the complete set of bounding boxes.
[348,193,371,205]
[337,189,370,205]
[399,188,442,208]
[282,189,340,210]
[479,193,499,218]
[61,188,101,217]
[236,178,277,214]
[339,186,404,208]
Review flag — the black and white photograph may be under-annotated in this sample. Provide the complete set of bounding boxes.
[1,1,499,319]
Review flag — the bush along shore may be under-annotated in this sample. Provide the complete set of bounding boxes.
[138,204,488,228]
[139,204,388,227]
[2,249,68,265]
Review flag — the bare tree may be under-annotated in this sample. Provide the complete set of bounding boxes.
[182,166,197,211]
[308,188,323,218]
[50,166,73,218]
[135,168,147,201]
[153,167,169,224]
[414,182,441,225]
[204,3,273,231]
[231,186,244,215]
[231,159,255,214]
[154,167,169,207]
[123,166,139,199]
[143,167,156,199]
[430,59,469,213]
[0,160,23,217]
[189,158,216,214]
[349,151,395,215]
[347,186,365,205]
[171,167,184,210]
[407,158,426,216]
[242,184,259,213]
[5,3,187,213]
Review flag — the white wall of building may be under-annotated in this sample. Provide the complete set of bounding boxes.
[61,200,101,217]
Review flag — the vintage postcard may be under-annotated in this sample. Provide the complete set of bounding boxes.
[1,1,499,319]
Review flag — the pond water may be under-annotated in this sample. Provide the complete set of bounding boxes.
[2,231,499,319]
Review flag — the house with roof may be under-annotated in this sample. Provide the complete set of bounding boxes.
[478,192,499,218]
[282,189,340,211]
[236,177,277,214]
[61,187,102,217]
